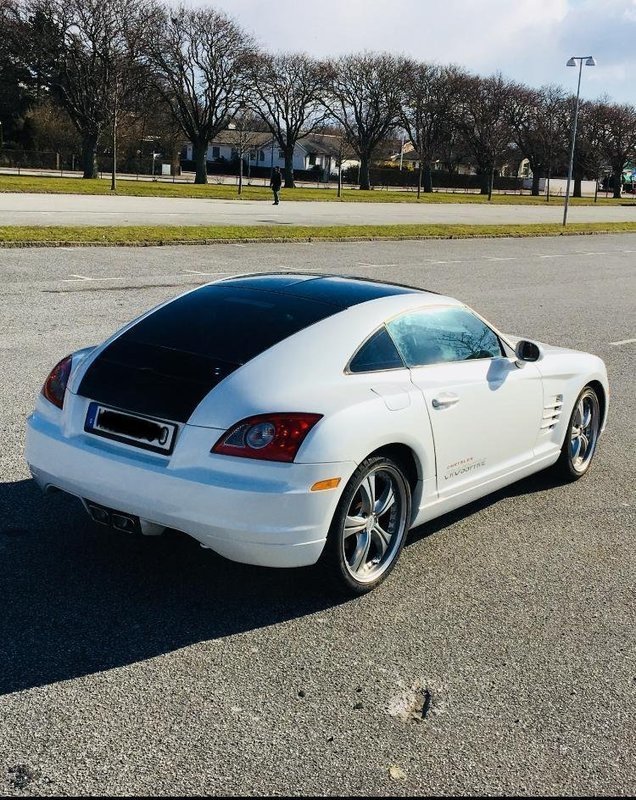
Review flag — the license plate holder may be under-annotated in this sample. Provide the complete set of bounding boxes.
[85,402,178,454]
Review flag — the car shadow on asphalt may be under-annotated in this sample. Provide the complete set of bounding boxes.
[0,479,344,696]
[407,468,564,545]
[0,470,562,696]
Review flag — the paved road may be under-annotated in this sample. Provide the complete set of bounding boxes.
[1,191,636,227]
[1,235,635,795]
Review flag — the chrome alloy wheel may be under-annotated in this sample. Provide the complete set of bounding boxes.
[569,388,600,474]
[341,465,409,584]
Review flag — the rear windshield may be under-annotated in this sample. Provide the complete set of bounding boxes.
[118,284,341,364]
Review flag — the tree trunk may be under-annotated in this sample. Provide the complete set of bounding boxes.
[573,174,582,198]
[284,149,295,189]
[479,170,489,195]
[423,163,433,193]
[81,131,99,179]
[193,140,208,185]
[171,143,181,177]
[612,167,622,199]
[110,109,117,192]
[359,153,371,190]
[531,167,542,197]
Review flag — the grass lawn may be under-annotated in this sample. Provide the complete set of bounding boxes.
[1,221,635,246]
[1,173,634,206]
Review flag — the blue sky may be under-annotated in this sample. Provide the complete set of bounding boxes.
[186,0,636,105]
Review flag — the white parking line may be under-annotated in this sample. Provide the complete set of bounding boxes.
[182,270,228,276]
[609,338,636,346]
[538,254,565,258]
[61,274,113,282]
[486,257,516,261]
[357,263,399,268]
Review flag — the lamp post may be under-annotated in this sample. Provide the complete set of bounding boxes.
[236,101,246,196]
[563,55,596,226]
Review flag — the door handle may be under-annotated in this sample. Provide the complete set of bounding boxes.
[432,393,459,409]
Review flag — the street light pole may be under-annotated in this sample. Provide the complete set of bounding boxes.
[563,55,596,226]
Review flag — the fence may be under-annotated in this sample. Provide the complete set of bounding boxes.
[0,148,80,172]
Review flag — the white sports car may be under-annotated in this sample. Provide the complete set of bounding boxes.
[25,273,608,594]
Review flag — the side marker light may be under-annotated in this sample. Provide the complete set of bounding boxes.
[310,478,341,492]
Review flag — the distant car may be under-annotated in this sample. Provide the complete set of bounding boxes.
[25,273,608,594]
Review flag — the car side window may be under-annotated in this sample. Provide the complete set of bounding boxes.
[386,307,504,367]
[348,327,406,373]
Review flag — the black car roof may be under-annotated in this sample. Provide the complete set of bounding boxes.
[218,273,426,308]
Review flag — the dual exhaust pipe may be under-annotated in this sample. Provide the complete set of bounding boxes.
[85,501,139,533]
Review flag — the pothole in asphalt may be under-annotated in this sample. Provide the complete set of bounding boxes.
[387,680,439,724]
[7,764,38,790]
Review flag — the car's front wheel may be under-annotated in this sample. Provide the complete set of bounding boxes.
[555,385,601,480]
[320,454,411,595]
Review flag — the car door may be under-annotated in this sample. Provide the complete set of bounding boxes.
[387,306,544,501]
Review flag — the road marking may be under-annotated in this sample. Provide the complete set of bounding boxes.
[581,251,608,256]
[486,256,516,261]
[61,274,113,282]
[182,270,227,276]
[429,260,464,264]
[609,338,636,346]
[357,263,399,268]
[538,254,565,258]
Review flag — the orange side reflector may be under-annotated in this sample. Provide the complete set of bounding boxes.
[310,477,342,492]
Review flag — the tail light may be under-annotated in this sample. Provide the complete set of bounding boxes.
[42,355,73,409]
[212,413,322,463]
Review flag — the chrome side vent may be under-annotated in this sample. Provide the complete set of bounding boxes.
[540,394,564,430]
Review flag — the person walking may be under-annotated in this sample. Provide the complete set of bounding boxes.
[270,166,282,205]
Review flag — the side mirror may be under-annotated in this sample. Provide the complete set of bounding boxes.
[515,339,544,368]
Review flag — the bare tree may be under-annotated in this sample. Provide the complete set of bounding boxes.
[230,106,267,194]
[509,84,569,196]
[26,0,151,179]
[567,99,606,198]
[0,0,38,147]
[592,100,636,198]
[144,4,257,185]
[399,61,465,197]
[322,53,401,190]
[248,52,326,189]
[455,73,518,198]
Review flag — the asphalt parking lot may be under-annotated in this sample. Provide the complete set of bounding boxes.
[1,235,635,795]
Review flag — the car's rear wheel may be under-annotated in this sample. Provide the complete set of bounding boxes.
[320,454,411,595]
[555,385,601,480]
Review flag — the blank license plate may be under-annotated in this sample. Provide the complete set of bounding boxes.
[85,402,177,454]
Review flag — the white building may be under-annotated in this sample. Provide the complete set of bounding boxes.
[183,131,358,177]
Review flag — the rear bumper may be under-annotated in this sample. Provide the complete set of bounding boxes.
[25,411,354,568]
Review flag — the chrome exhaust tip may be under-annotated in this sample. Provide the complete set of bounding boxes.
[86,502,111,526]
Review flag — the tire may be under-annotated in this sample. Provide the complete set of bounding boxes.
[554,385,601,481]
[319,454,411,595]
